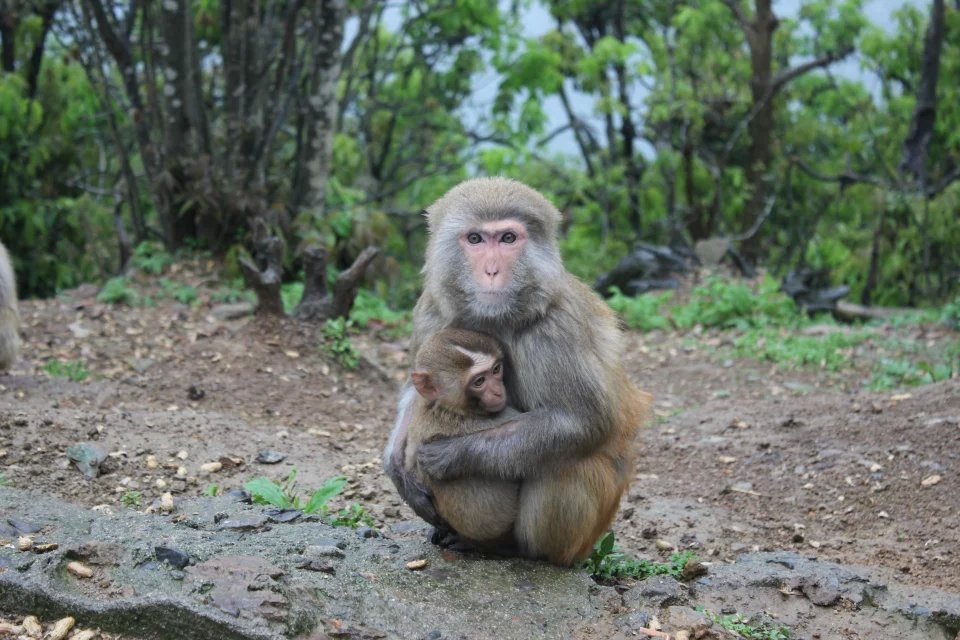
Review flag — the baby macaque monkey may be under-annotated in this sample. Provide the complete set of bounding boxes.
[405,328,519,544]
[0,240,20,371]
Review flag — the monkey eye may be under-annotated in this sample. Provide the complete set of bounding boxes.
[492,362,502,374]
[466,232,482,244]
[472,376,485,388]
[501,231,517,243]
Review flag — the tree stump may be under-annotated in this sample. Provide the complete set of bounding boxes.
[294,245,379,321]
[239,220,285,316]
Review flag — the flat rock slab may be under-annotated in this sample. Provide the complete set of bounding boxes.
[2,487,959,640]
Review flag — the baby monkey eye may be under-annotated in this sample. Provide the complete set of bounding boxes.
[501,231,517,243]
[492,362,502,374]
[467,232,482,244]
[472,376,485,388]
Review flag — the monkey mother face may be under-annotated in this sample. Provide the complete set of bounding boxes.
[460,219,527,305]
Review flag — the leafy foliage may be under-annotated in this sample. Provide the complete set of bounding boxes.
[700,609,791,640]
[243,470,375,529]
[321,318,361,370]
[132,242,174,275]
[584,531,696,581]
[97,277,140,306]
[42,359,90,382]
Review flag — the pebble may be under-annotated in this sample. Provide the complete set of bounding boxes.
[155,478,167,489]
[256,450,287,465]
[22,616,42,636]
[32,542,58,553]
[921,474,942,487]
[406,559,428,570]
[71,630,99,640]
[200,461,222,473]
[0,621,22,634]
[155,545,192,569]
[16,536,32,551]
[47,616,75,640]
[176,466,188,477]
[176,450,189,460]
[67,561,93,578]
[655,539,675,551]
[146,454,159,469]
[159,492,174,513]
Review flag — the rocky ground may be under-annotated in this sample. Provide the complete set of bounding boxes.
[0,260,958,639]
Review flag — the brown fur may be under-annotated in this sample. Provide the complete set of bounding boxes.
[389,177,652,566]
[0,241,20,371]
[405,329,521,543]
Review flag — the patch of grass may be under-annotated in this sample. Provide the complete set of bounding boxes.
[321,318,360,370]
[0,473,9,486]
[868,357,954,390]
[349,288,410,330]
[131,241,173,275]
[159,278,198,305]
[939,296,960,330]
[700,609,791,640]
[734,328,872,372]
[204,484,220,497]
[584,532,695,581]
[606,288,673,331]
[42,359,90,382]
[672,275,801,330]
[120,490,142,507]
[97,276,139,305]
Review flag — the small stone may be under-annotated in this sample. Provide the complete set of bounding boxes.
[655,539,675,551]
[155,478,168,489]
[406,559,428,570]
[305,544,346,559]
[32,542,59,553]
[155,546,192,569]
[200,461,223,473]
[718,456,737,464]
[47,616,75,640]
[878,510,890,519]
[67,561,94,578]
[16,536,32,551]
[176,466,188,477]
[0,621,23,634]
[256,450,287,465]
[22,616,42,637]
[159,492,175,513]
[146,454,159,469]
[176,450,189,460]
[71,630,98,640]
[921,474,942,487]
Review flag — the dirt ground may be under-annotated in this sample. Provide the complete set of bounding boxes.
[1,259,958,606]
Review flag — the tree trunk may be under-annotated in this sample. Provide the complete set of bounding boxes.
[291,0,346,218]
[738,0,777,264]
[901,0,945,180]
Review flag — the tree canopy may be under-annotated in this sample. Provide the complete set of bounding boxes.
[0,0,957,307]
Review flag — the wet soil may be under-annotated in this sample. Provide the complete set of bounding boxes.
[1,261,958,619]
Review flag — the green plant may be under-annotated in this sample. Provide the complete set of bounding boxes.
[159,278,199,305]
[244,470,347,514]
[868,357,953,390]
[321,318,361,369]
[671,275,800,330]
[349,288,410,329]
[42,359,90,382]
[584,532,696,581]
[940,296,960,330]
[120,490,142,507]
[734,328,871,372]
[0,473,9,486]
[281,282,304,315]
[204,484,220,497]
[606,288,672,331]
[97,276,139,305]
[131,241,173,275]
[330,503,377,528]
[700,609,790,640]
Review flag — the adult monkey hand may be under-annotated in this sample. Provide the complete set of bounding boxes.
[383,177,650,565]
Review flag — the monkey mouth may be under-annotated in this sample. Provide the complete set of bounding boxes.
[485,399,507,413]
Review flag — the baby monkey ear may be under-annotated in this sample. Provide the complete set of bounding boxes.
[411,371,439,400]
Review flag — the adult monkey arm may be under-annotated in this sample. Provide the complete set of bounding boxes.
[415,275,623,481]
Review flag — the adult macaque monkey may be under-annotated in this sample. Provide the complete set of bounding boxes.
[384,177,651,566]
[406,328,519,544]
[0,241,20,371]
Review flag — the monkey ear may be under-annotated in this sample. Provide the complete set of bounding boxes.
[411,371,439,400]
